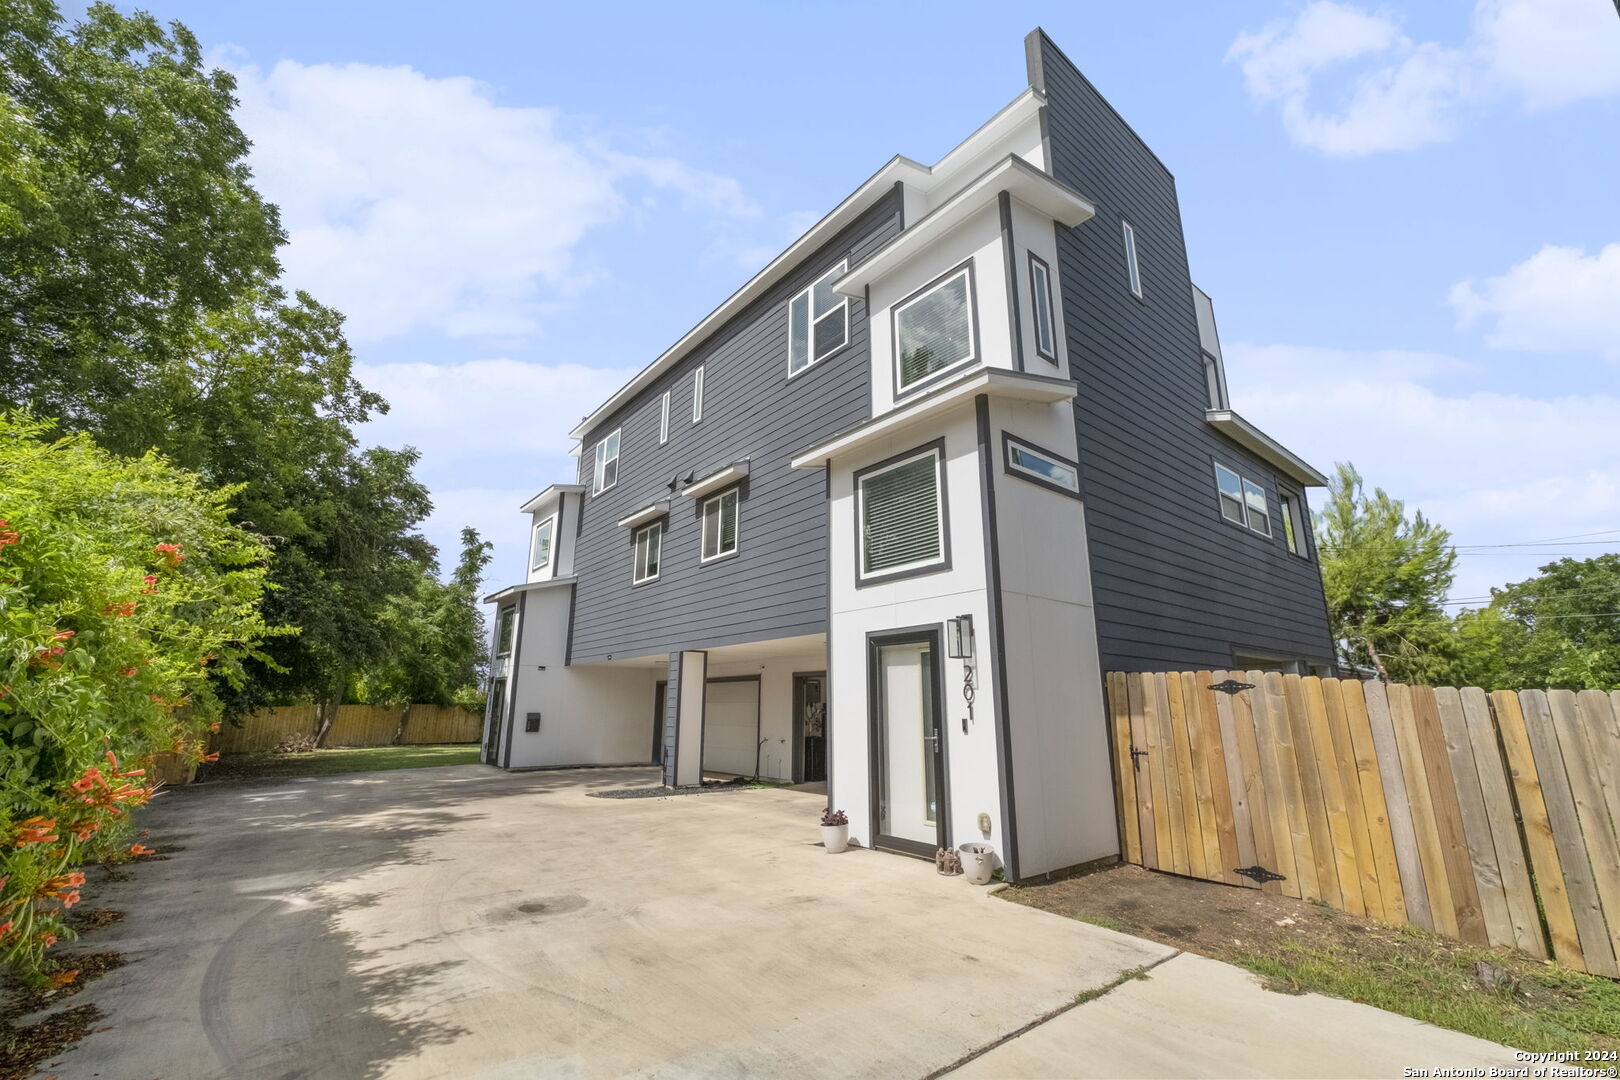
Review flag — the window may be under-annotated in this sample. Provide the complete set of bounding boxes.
[895,264,976,393]
[530,515,556,571]
[692,365,704,423]
[700,488,738,562]
[592,429,620,494]
[496,606,516,656]
[1122,220,1143,298]
[858,446,946,579]
[1203,351,1228,409]
[1004,435,1080,495]
[659,391,670,445]
[789,260,849,375]
[1281,493,1309,557]
[1215,463,1272,536]
[633,521,662,583]
[1028,253,1057,362]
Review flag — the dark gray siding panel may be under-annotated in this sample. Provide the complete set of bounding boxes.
[1030,31,1334,672]
[568,189,903,663]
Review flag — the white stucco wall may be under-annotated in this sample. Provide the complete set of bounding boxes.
[706,651,826,782]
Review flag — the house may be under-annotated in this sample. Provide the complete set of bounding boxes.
[480,29,1333,882]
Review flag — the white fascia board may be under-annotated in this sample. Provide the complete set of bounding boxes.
[836,156,1096,295]
[680,461,750,499]
[482,576,577,605]
[926,87,1046,180]
[791,368,1077,469]
[1205,410,1328,487]
[518,484,586,514]
[616,500,670,528]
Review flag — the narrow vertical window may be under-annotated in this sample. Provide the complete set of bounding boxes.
[1027,253,1057,362]
[530,515,556,571]
[591,429,620,494]
[1122,220,1143,298]
[692,365,705,423]
[700,488,738,562]
[1203,351,1228,409]
[1215,463,1246,525]
[659,391,670,445]
[1281,494,1309,557]
[496,606,516,656]
[788,260,850,375]
[1243,479,1271,537]
[633,521,663,583]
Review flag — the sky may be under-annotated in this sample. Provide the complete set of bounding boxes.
[132,0,1620,608]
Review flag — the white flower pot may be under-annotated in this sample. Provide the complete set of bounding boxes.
[821,823,849,853]
[958,842,997,885]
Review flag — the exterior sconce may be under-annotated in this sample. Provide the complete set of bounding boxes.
[947,614,974,659]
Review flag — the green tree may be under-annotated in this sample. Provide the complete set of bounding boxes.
[1451,555,1620,690]
[0,414,275,981]
[1317,463,1457,683]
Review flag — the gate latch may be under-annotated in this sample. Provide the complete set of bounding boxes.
[1209,679,1256,695]
[1130,747,1148,771]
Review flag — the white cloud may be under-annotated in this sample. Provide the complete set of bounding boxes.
[227,58,759,343]
[1450,243,1620,361]
[1225,341,1620,600]
[1227,0,1620,155]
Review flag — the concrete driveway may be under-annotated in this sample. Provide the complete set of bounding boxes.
[58,765,1518,1079]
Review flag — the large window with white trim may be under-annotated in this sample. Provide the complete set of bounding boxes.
[530,515,556,571]
[700,488,738,562]
[591,429,620,494]
[858,444,947,581]
[1215,462,1271,536]
[894,264,976,393]
[1122,220,1143,298]
[788,260,849,376]
[633,521,662,583]
[1028,253,1058,362]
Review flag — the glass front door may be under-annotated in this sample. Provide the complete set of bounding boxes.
[874,635,945,853]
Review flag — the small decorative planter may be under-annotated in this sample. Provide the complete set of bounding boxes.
[958,842,997,885]
[821,807,849,853]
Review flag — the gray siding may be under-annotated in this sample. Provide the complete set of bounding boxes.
[1029,31,1335,672]
[568,189,903,663]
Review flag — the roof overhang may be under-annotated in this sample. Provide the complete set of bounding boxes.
[791,367,1077,469]
[681,461,750,499]
[519,484,585,514]
[1205,410,1328,487]
[616,500,670,528]
[837,155,1095,295]
[482,576,577,605]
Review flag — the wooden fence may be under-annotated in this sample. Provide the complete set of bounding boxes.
[1106,671,1620,977]
[214,704,483,754]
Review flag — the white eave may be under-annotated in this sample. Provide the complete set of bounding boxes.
[482,576,576,605]
[791,367,1077,469]
[566,89,1048,442]
[1205,410,1328,487]
[837,156,1095,295]
[616,500,670,528]
[519,484,585,514]
[680,461,750,499]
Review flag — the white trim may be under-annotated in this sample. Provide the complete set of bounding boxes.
[681,461,750,500]
[591,428,621,495]
[529,513,557,571]
[700,488,739,563]
[659,391,670,445]
[894,265,978,393]
[791,368,1076,469]
[1122,220,1143,299]
[632,520,662,584]
[1204,409,1327,486]
[481,576,577,605]
[692,365,705,424]
[857,447,946,581]
[518,484,584,514]
[616,501,670,529]
[788,259,850,378]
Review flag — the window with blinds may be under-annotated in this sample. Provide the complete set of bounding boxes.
[701,488,738,562]
[895,266,975,392]
[859,448,945,579]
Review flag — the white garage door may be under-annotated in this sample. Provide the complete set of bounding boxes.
[702,678,760,776]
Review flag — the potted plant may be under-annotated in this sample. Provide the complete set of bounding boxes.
[820,807,849,853]
[957,842,997,885]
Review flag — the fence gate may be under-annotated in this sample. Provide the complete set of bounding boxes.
[1106,670,1620,977]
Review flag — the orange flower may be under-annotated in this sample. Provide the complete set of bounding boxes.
[200,751,220,763]
[51,630,74,641]
[45,969,77,988]
[40,932,57,947]
[122,667,137,677]
[12,817,58,845]
[153,542,184,567]
[103,601,136,617]
[129,843,156,856]
[0,921,12,938]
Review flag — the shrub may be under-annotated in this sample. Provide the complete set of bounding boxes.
[821,808,848,827]
[0,416,275,981]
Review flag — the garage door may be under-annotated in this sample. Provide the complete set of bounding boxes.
[702,678,760,777]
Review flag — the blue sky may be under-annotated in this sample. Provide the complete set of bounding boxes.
[141,0,1620,605]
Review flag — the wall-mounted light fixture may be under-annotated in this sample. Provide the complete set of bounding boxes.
[947,614,974,659]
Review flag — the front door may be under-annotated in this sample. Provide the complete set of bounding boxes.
[871,631,947,855]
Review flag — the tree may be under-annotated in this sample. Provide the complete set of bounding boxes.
[0,415,275,981]
[1451,555,1620,690]
[1317,463,1457,683]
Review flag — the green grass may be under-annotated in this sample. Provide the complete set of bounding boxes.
[209,744,481,781]
[1235,930,1620,1054]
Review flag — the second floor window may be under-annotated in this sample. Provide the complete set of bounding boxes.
[530,515,556,571]
[692,365,705,423]
[1028,253,1057,362]
[633,521,662,583]
[1122,220,1143,298]
[659,391,670,445]
[858,445,946,580]
[592,429,620,494]
[1203,350,1228,410]
[895,264,976,393]
[701,488,738,562]
[496,606,516,656]
[1280,493,1310,557]
[1215,462,1271,537]
[788,260,849,376]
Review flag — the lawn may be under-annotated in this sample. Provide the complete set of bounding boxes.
[1005,863,1620,1054]
[202,744,482,781]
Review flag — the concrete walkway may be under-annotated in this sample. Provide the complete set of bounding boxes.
[52,765,1519,1079]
